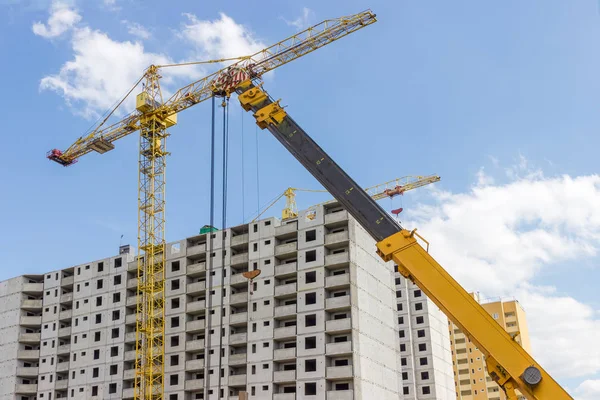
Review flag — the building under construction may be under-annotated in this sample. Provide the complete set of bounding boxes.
[0,203,455,400]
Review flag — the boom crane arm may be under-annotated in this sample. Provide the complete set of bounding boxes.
[235,81,572,400]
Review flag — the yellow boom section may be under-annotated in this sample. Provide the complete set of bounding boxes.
[377,230,572,400]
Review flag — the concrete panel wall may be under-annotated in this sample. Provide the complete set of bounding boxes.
[349,219,402,400]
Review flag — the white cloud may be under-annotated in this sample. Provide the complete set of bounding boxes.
[409,174,600,294]
[515,289,600,379]
[122,20,151,40]
[475,167,494,186]
[32,0,80,39]
[39,27,196,118]
[405,169,600,382]
[575,379,600,400]
[281,7,314,30]
[39,12,263,118]
[180,12,266,60]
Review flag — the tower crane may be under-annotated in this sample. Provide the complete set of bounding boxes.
[253,175,441,222]
[46,11,377,400]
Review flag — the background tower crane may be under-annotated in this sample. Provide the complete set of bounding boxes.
[253,174,441,222]
[46,11,377,400]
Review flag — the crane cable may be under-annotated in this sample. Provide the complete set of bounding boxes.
[204,95,217,398]
[217,97,229,396]
[241,105,245,223]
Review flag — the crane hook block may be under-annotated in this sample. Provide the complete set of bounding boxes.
[254,101,287,129]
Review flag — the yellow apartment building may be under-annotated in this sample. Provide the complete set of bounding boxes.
[448,294,531,400]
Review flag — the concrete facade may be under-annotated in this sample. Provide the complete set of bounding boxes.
[0,202,454,400]
[448,295,530,400]
[394,272,455,400]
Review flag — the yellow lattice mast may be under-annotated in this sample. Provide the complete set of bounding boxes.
[47,10,377,400]
[134,66,173,399]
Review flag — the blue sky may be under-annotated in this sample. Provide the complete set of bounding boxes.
[1,0,599,397]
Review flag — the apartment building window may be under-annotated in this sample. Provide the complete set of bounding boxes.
[92,367,99,378]
[252,344,256,353]
[419,357,428,366]
[171,355,179,366]
[305,359,317,372]
[253,224,258,233]
[97,279,103,289]
[170,395,178,400]
[416,316,424,324]
[171,261,180,272]
[115,257,122,268]
[110,346,118,357]
[402,372,408,380]
[110,365,118,375]
[305,336,316,349]
[114,275,122,285]
[403,387,410,395]
[98,262,104,272]
[112,328,119,338]
[112,310,120,321]
[400,344,406,351]
[305,382,317,396]
[113,292,121,303]
[92,386,98,396]
[263,299,270,305]
[305,292,316,305]
[395,277,401,285]
[422,386,431,395]
[401,358,407,366]
[396,290,402,298]
[305,314,316,327]
[415,302,423,311]
[170,335,179,347]
[397,303,403,311]
[95,314,102,324]
[399,330,405,338]
[421,371,429,380]
[171,279,180,290]
[109,383,117,394]
[263,342,269,348]
[414,289,422,297]
[172,298,180,309]
[170,374,178,385]
[398,316,404,324]
[251,365,256,375]
[418,343,427,352]
[253,243,258,252]
[417,329,425,338]
[306,230,316,242]
[171,317,180,328]
[93,350,100,360]
[94,332,101,342]
[305,271,316,284]
[96,296,102,307]
[305,250,316,262]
